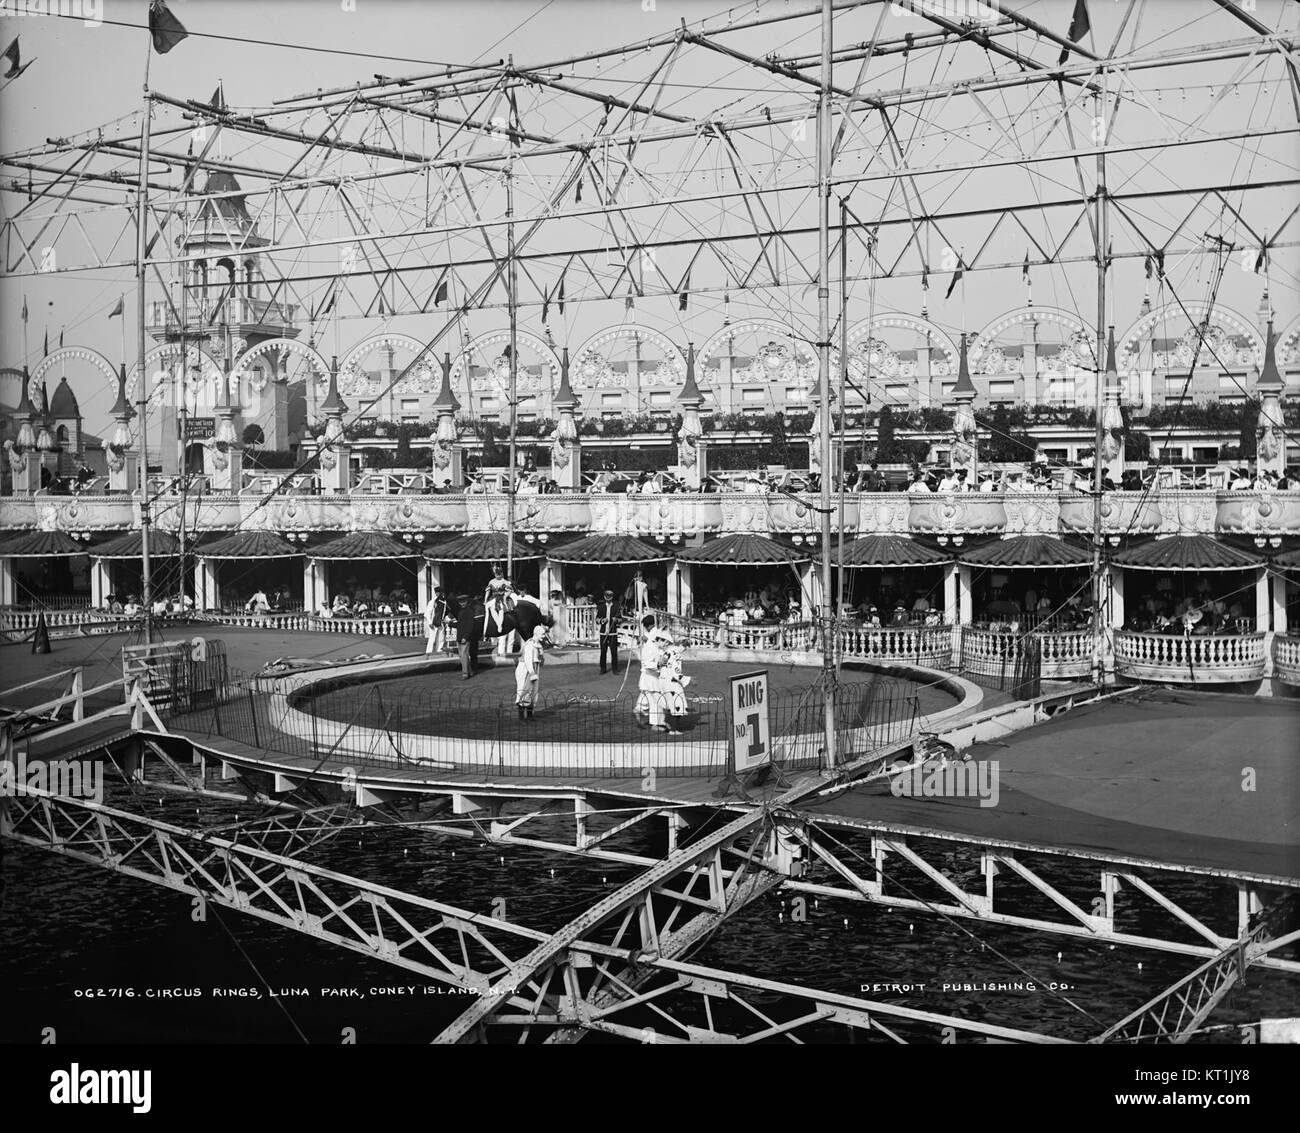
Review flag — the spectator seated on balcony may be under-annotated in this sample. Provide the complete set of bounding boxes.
[907,470,931,494]
[936,469,958,492]
[107,594,124,614]
[375,600,394,616]
[911,593,931,614]
[151,597,170,617]
[246,589,271,615]
[977,472,999,493]
[331,595,352,617]
[1229,468,1253,490]
[1254,470,1279,491]
[123,595,142,616]
[890,603,910,626]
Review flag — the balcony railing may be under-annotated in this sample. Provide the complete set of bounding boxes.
[1114,630,1267,683]
[1273,634,1300,687]
[961,627,1092,679]
[839,624,953,668]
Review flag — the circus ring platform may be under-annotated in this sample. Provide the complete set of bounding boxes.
[168,645,985,781]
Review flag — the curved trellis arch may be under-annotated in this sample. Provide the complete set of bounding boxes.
[1117,300,1264,371]
[696,319,817,388]
[124,343,224,404]
[845,312,959,387]
[29,347,120,403]
[970,305,1093,377]
[569,325,687,388]
[450,329,561,395]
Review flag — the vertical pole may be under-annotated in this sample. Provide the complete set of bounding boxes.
[137,87,154,646]
[817,0,836,770]
[506,76,518,585]
[1091,81,1108,687]
[837,197,849,647]
[176,203,188,607]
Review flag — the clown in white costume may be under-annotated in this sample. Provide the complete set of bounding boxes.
[656,645,691,733]
[635,615,678,730]
[515,624,547,718]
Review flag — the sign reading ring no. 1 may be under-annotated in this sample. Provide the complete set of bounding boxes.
[729,670,770,773]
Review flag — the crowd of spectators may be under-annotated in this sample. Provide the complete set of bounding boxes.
[317,585,416,619]
[1125,594,1253,635]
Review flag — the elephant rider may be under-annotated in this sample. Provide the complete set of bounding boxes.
[483,564,516,638]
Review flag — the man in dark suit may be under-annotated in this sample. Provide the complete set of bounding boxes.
[596,588,621,674]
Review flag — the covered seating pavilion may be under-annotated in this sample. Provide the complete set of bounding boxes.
[675,533,810,627]
[193,530,303,611]
[957,535,1095,679]
[305,531,422,616]
[832,534,950,628]
[0,529,88,607]
[88,530,183,608]
[543,535,670,634]
[1112,535,1269,684]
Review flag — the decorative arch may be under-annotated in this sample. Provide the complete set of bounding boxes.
[1117,301,1263,371]
[696,319,817,387]
[569,325,686,388]
[233,336,329,400]
[29,347,119,402]
[337,333,438,398]
[845,312,959,381]
[1276,313,1300,368]
[137,342,225,404]
[450,329,560,394]
[970,305,1094,376]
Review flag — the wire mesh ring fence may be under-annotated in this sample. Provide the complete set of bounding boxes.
[160,660,923,779]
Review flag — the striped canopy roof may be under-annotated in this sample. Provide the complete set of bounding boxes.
[835,534,949,568]
[960,535,1092,569]
[1112,535,1264,572]
[424,532,543,562]
[676,534,808,566]
[0,530,85,558]
[307,531,418,561]
[197,530,302,560]
[90,530,181,558]
[545,535,670,565]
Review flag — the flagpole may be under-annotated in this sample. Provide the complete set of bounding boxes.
[505,101,518,587]
[816,0,836,772]
[1091,75,1109,689]
[137,44,154,645]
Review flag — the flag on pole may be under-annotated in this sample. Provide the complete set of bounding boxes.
[625,290,635,311]
[2,36,32,80]
[149,1,189,55]
[377,292,388,317]
[59,328,64,348]
[1254,239,1269,275]
[575,179,582,204]
[109,296,124,318]
[541,290,550,325]
[1058,0,1091,65]
[557,273,566,316]
[433,278,448,306]
[1144,253,1153,280]
[1154,249,1165,279]
[678,272,690,312]
[944,259,964,300]
[43,329,48,357]
[21,295,28,323]
[920,269,929,292]
[209,82,226,112]
[1022,251,1030,285]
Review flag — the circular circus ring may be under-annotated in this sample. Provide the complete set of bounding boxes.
[253,650,981,779]
[29,347,120,402]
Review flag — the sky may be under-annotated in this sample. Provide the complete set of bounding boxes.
[2,0,1298,436]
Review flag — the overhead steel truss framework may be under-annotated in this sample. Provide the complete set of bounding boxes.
[3,1,1297,339]
[4,718,1296,1044]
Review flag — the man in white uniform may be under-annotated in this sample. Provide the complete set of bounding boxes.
[636,614,670,729]
[424,587,451,654]
[515,624,547,719]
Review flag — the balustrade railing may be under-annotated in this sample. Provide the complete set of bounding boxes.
[838,624,954,668]
[1114,630,1267,683]
[1272,634,1300,686]
[961,627,1092,679]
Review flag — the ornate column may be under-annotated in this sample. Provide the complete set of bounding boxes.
[678,561,694,617]
[0,558,16,606]
[106,364,137,493]
[943,561,959,625]
[549,348,581,490]
[318,357,351,494]
[90,559,110,608]
[207,357,244,493]
[195,557,219,610]
[957,563,973,624]
[676,343,706,489]
[1255,319,1285,478]
[1098,326,1126,485]
[5,369,42,495]
[949,334,978,479]
[1272,570,1289,635]
[430,352,465,489]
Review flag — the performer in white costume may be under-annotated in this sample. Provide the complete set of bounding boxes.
[515,624,547,718]
[635,614,677,730]
[484,563,517,655]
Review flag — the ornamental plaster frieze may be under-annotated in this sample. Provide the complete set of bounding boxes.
[1058,493,1163,536]
[907,496,1008,536]
[1214,492,1300,536]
